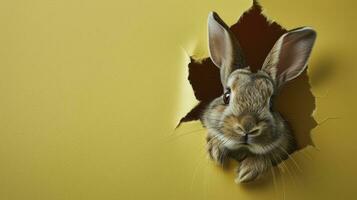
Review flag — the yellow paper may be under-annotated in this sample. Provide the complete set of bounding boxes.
[0,0,356,199]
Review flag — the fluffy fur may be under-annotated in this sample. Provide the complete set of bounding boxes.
[202,12,316,183]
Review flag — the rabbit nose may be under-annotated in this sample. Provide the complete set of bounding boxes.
[236,129,249,137]
[235,126,260,137]
[240,115,257,129]
[247,128,260,136]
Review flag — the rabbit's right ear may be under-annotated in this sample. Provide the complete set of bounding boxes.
[208,12,246,88]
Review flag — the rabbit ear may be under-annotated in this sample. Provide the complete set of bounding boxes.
[261,27,316,88]
[208,12,246,88]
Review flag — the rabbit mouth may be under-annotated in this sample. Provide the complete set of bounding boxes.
[225,136,273,153]
[227,141,269,154]
[229,135,251,146]
[223,138,251,150]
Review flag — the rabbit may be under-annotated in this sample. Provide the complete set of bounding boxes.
[201,12,316,183]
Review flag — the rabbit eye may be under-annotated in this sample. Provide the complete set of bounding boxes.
[223,88,231,104]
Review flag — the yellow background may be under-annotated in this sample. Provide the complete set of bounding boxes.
[0,0,356,199]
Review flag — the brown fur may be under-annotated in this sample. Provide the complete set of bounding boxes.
[203,12,316,183]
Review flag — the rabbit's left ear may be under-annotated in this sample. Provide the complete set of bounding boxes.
[262,27,317,88]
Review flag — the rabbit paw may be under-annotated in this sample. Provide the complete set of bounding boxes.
[207,137,227,166]
[235,156,268,183]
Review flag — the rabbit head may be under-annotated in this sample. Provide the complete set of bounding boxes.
[202,12,316,155]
